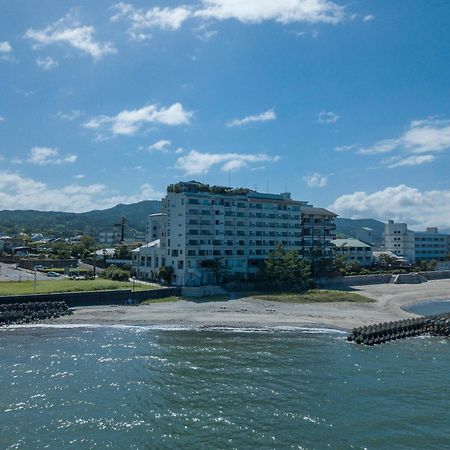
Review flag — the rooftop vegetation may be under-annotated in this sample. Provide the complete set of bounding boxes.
[167,181,252,196]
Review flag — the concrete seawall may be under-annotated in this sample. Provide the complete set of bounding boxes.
[316,270,450,288]
[0,288,181,307]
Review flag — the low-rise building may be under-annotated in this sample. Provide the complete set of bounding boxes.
[415,227,448,261]
[332,238,373,266]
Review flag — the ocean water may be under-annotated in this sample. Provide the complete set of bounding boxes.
[405,299,450,316]
[1,325,449,450]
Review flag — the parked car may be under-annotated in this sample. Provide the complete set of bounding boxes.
[46,271,60,277]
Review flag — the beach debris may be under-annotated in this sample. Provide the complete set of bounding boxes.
[0,301,72,326]
[348,314,450,345]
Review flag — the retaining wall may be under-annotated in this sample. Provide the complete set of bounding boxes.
[0,287,181,307]
[182,285,227,298]
[419,270,450,280]
[18,259,78,270]
[315,274,392,288]
[316,270,450,288]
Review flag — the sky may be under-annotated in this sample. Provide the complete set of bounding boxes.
[1,0,450,230]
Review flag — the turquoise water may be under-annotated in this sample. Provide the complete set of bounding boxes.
[405,300,450,316]
[1,325,450,449]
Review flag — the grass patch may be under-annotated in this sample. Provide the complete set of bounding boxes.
[0,279,157,296]
[141,296,180,304]
[255,289,375,303]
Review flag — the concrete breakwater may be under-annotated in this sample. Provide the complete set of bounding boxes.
[0,301,72,326]
[348,314,450,345]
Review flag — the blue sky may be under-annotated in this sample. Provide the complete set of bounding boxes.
[1,0,450,229]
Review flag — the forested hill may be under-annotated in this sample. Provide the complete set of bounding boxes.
[335,218,385,244]
[0,200,385,243]
[0,200,161,237]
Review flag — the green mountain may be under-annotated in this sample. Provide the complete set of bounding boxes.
[0,201,162,237]
[1,201,386,244]
[335,218,385,244]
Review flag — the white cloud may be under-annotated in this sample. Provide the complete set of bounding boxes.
[14,147,78,165]
[195,0,345,24]
[0,41,13,61]
[357,118,450,155]
[193,23,218,41]
[363,14,375,22]
[303,172,327,187]
[175,150,279,175]
[111,0,346,40]
[385,154,436,169]
[56,110,84,121]
[291,29,320,39]
[0,171,163,212]
[36,56,59,70]
[24,13,116,60]
[84,102,192,137]
[318,110,339,124]
[329,184,450,229]
[148,139,171,151]
[227,109,276,127]
[74,174,85,179]
[335,144,357,152]
[0,116,5,122]
[357,139,398,155]
[0,41,12,53]
[111,2,192,40]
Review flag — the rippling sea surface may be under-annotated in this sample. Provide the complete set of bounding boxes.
[1,325,450,450]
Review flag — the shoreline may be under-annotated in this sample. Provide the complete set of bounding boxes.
[30,278,450,332]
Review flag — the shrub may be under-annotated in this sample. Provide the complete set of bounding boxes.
[99,265,130,282]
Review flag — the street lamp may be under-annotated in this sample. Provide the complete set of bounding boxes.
[33,266,37,294]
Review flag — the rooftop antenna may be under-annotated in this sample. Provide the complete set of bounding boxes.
[228,169,231,188]
[254,184,258,191]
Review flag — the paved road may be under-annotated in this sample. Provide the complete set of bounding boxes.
[0,263,60,282]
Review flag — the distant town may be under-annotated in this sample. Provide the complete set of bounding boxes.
[1,181,449,289]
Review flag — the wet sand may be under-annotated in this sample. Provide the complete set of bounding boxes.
[51,279,450,331]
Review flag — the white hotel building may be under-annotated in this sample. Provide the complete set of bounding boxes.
[132,181,337,286]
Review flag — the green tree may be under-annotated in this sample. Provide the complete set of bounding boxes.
[114,245,132,260]
[377,253,398,267]
[157,266,174,284]
[80,235,96,249]
[199,258,230,283]
[265,244,311,287]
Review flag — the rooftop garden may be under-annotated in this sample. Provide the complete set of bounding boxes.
[167,181,252,196]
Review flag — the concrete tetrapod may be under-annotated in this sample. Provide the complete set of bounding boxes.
[348,313,450,345]
[0,301,72,326]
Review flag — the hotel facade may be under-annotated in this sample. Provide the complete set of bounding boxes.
[132,181,337,286]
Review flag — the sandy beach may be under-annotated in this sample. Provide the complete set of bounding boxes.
[49,279,450,331]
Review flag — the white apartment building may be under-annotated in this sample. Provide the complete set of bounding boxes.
[384,220,450,263]
[384,220,416,263]
[132,181,337,286]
